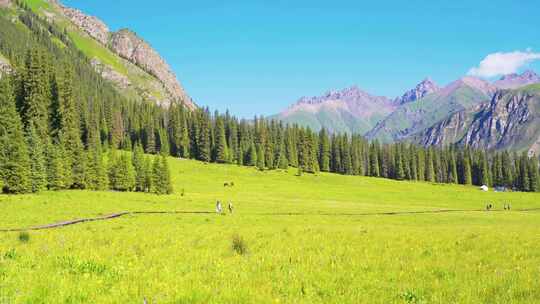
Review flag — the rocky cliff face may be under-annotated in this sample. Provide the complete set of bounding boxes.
[414,86,540,153]
[394,78,440,104]
[59,4,110,45]
[109,29,193,108]
[48,0,195,109]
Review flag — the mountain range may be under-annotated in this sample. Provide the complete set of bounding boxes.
[274,70,540,154]
[2,0,538,154]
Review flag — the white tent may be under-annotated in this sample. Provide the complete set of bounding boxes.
[480,185,489,192]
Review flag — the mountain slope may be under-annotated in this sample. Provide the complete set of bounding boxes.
[273,86,397,134]
[14,0,195,108]
[365,77,496,143]
[413,84,540,154]
[493,70,540,90]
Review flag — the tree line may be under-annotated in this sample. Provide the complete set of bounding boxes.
[1,4,539,195]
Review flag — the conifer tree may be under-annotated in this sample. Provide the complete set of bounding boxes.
[369,143,380,177]
[256,144,265,170]
[528,156,539,192]
[416,149,425,181]
[26,124,46,192]
[21,49,49,140]
[56,66,86,189]
[45,139,65,190]
[246,141,257,166]
[462,151,472,185]
[214,117,229,163]
[479,152,490,186]
[132,143,146,192]
[285,128,298,167]
[152,153,173,195]
[0,77,31,194]
[448,153,458,184]
[197,111,211,162]
[108,149,135,191]
[395,150,405,180]
[331,135,342,173]
[501,151,513,187]
[143,156,153,192]
[277,138,289,169]
[179,110,190,158]
[425,149,435,182]
[86,142,108,191]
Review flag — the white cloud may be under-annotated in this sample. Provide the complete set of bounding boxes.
[467,50,540,78]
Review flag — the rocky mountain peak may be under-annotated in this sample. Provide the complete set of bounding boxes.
[494,70,540,89]
[439,76,496,97]
[394,77,440,104]
[109,29,194,108]
[296,86,381,106]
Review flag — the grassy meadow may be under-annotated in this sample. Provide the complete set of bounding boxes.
[1,157,540,303]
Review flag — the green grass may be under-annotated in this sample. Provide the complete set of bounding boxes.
[22,0,51,12]
[67,30,127,75]
[1,158,540,303]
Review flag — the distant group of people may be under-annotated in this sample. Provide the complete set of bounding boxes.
[485,203,512,211]
[216,200,234,214]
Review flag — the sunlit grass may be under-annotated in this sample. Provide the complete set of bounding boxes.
[0,158,539,303]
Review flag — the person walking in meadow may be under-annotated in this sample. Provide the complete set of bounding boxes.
[228,202,234,214]
[216,201,223,214]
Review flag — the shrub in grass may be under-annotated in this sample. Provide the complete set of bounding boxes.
[232,234,247,255]
[18,232,30,243]
[400,291,424,304]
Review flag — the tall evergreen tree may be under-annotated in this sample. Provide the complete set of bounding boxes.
[132,143,147,192]
[45,139,66,190]
[256,144,265,170]
[319,128,331,172]
[214,117,229,163]
[108,149,135,191]
[21,49,49,140]
[55,66,86,189]
[26,124,46,192]
[369,142,380,177]
[152,153,173,195]
[425,149,435,183]
[0,77,31,193]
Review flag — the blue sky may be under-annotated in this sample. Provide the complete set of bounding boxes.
[64,0,540,118]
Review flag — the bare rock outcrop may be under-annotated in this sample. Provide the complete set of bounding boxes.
[90,58,130,89]
[0,0,11,8]
[110,29,194,108]
[58,5,110,45]
[0,56,12,78]
[414,88,540,152]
